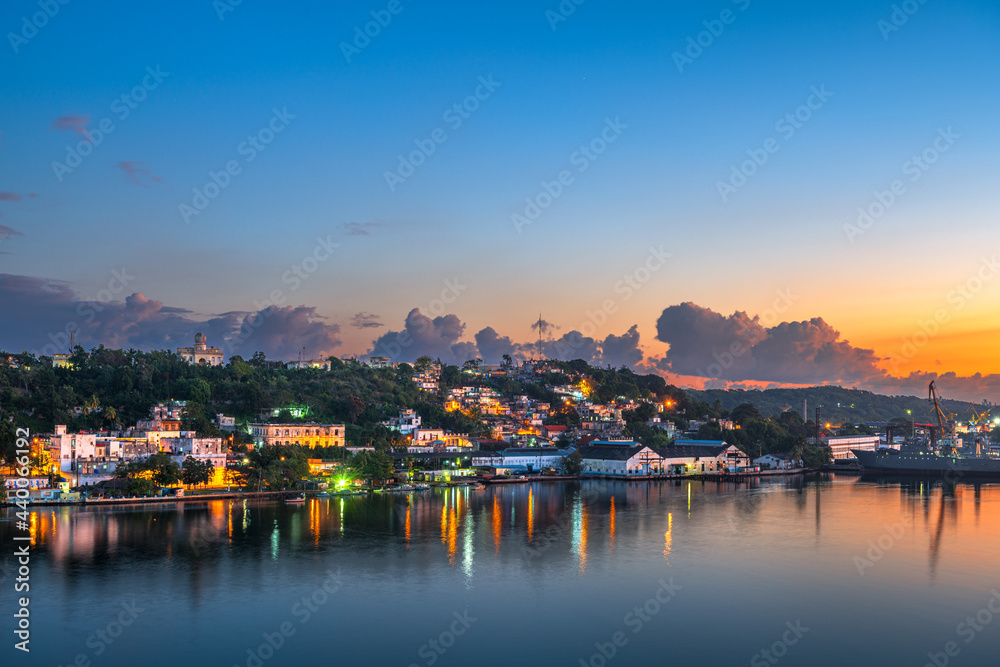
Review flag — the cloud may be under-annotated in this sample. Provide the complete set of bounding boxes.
[0,224,23,240]
[474,326,524,365]
[350,312,383,329]
[116,161,161,186]
[599,325,644,369]
[52,115,91,134]
[531,317,558,336]
[341,222,377,236]
[0,273,341,361]
[0,192,22,201]
[369,308,478,364]
[654,302,881,384]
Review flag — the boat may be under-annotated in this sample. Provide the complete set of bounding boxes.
[285,493,306,503]
[853,381,1000,477]
[853,439,1000,477]
[413,483,431,491]
[316,491,331,498]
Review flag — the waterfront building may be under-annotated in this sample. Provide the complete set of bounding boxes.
[578,441,665,476]
[176,333,223,366]
[664,440,752,472]
[249,422,346,448]
[754,453,800,470]
[810,435,880,460]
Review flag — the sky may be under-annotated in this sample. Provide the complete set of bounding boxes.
[1,0,999,401]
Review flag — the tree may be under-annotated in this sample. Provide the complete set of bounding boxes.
[182,457,214,488]
[350,450,394,483]
[563,450,583,476]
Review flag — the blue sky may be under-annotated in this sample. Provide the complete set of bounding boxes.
[2,0,999,398]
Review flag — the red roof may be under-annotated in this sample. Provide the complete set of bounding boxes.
[543,425,569,433]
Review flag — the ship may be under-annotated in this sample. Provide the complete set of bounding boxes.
[853,381,1000,476]
[852,439,1000,477]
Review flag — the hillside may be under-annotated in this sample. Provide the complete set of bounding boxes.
[685,385,989,425]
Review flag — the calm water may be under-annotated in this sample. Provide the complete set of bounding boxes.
[4,475,1000,666]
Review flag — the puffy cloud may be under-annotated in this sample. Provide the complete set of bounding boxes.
[599,325,644,369]
[474,326,523,365]
[369,308,476,364]
[116,161,161,186]
[350,312,383,329]
[544,331,601,365]
[654,302,881,384]
[52,115,91,134]
[0,273,341,361]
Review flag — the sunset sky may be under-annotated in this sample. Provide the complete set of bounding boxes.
[1,0,998,401]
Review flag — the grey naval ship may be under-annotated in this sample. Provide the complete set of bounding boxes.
[853,381,1000,476]
[852,439,1000,476]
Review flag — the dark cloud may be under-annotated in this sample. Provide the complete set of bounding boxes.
[0,273,341,361]
[0,192,21,201]
[369,308,477,364]
[599,325,644,369]
[544,331,601,365]
[53,115,90,134]
[474,326,524,365]
[116,161,161,186]
[350,312,383,329]
[341,222,377,236]
[654,302,883,384]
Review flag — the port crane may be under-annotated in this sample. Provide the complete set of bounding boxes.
[928,381,956,454]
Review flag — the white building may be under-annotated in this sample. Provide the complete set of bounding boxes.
[162,437,228,470]
[811,435,880,460]
[754,453,800,470]
[472,447,572,473]
[49,425,98,473]
[579,442,664,477]
[177,333,223,366]
[382,409,422,434]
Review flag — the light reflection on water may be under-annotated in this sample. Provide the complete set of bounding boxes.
[5,474,1000,666]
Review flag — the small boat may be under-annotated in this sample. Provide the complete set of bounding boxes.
[413,483,431,491]
[316,491,331,498]
[285,493,306,503]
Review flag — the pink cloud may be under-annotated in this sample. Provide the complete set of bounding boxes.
[116,161,162,187]
[52,115,91,134]
[0,192,22,201]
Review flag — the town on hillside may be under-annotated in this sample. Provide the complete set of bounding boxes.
[3,340,999,502]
